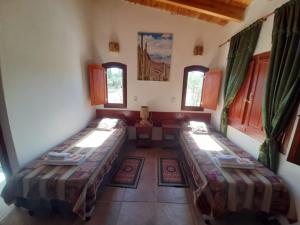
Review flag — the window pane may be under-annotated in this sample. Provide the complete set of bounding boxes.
[185,71,204,107]
[107,67,123,104]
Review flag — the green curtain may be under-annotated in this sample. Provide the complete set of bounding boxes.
[220,21,263,135]
[258,0,300,172]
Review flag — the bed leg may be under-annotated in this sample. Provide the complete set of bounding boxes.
[258,212,279,225]
[204,219,211,224]
[203,215,212,225]
[267,217,280,225]
[14,200,21,208]
[28,210,35,217]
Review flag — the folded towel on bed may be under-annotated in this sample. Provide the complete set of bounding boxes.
[215,155,255,169]
[47,152,71,160]
[43,154,86,166]
[216,154,239,163]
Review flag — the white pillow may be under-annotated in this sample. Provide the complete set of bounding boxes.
[188,121,210,134]
[98,118,119,130]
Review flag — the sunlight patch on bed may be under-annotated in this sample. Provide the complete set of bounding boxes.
[76,130,113,148]
[190,132,223,151]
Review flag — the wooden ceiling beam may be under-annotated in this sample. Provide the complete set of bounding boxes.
[156,0,245,22]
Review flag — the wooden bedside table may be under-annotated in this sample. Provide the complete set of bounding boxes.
[135,122,153,147]
[162,120,181,148]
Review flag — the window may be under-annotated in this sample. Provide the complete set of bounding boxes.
[0,125,12,177]
[103,62,127,108]
[87,62,127,108]
[181,66,209,111]
[228,52,270,140]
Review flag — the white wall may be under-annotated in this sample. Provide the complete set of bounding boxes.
[91,0,224,112]
[211,0,300,224]
[0,0,95,168]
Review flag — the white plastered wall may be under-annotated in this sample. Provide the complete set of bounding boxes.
[0,0,95,168]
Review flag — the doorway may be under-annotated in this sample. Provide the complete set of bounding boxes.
[0,65,12,181]
[0,125,11,178]
[0,121,13,221]
[0,65,15,221]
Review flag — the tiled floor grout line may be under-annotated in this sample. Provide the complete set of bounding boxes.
[113,201,123,225]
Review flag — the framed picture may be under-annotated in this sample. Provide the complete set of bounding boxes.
[138,32,173,81]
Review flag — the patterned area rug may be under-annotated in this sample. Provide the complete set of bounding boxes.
[158,157,189,187]
[109,156,145,188]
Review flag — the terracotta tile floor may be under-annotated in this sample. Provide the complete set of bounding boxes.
[96,147,201,225]
[0,146,262,225]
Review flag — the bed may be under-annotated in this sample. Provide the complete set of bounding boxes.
[1,118,127,220]
[179,123,297,223]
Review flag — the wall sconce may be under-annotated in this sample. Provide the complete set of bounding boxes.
[109,41,120,52]
[194,45,203,56]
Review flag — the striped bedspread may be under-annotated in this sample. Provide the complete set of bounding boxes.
[180,130,297,222]
[1,125,127,220]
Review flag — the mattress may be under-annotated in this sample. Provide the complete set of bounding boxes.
[1,123,127,220]
[180,129,297,222]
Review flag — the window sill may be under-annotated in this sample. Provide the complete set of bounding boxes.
[104,103,127,109]
[228,124,265,143]
[287,158,300,166]
[181,106,203,111]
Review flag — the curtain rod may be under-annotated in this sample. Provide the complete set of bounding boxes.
[218,11,275,48]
